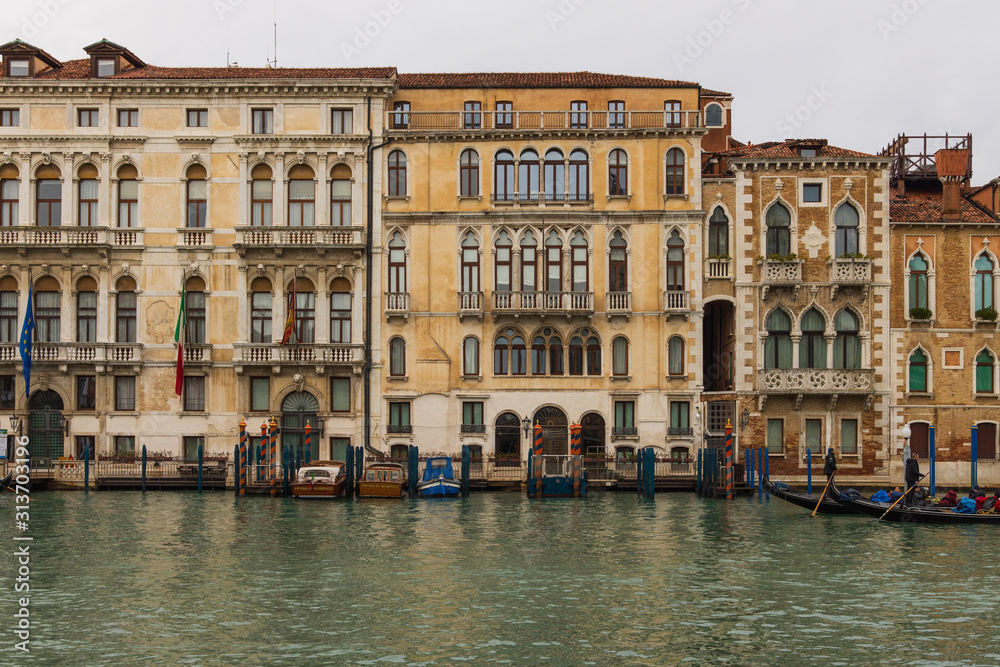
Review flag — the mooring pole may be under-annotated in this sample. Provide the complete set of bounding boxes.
[696,449,702,496]
[533,424,543,498]
[764,450,770,498]
[570,423,582,498]
[141,445,147,493]
[725,420,734,500]
[747,445,754,490]
[84,444,90,493]
[971,423,979,492]
[238,418,247,496]
[806,447,812,495]
[268,417,278,497]
[197,443,203,493]
[461,444,470,497]
[259,422,267,485]
[929,424,936,497]
[304,423,312,469]
[234,445,240,498]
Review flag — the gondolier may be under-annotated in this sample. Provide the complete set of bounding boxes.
[823,448,837,480]
[904,452,921,506]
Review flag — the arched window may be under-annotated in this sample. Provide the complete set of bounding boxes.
[586,334,601,375]
[460,231,480,294]
[76,276,97,343]
[608,149,627,196]
[35,276,61,343]
[115,276,137,343]
[459,149,479,197]
[975,254,995,312]
[77,163,98,226]
[977,349,995,394]
[117,164,139,228]
[389,337,405,376]
[494,150,514,201]
[834,202,860,256]
[520,230,538,293]
[494,328,525,375]
[833,309,860,369]
[185,276,207,345]
[0,276,17,343]
[0,163,19,227]
[569,335,584,375]
[288,277,315,344]
[511,333,526,375]
[549,332,564,375]
[330,163,352,226]
[609,231,628,292]
[532,335,546,375]
[612,336,628,376]
[519,149,539,202]
[545,231,562,293]
[765,203,791,256]
[668,336,684,375]
[709,207,729,257]
[909,349,927,392]
[544,148,564,201]
[666,230,685,291]
[287,164,315,227]
[568,149,589,201]
[387,231,407,294]
[329,277,351,344]
[665,148,684,195]
[570,231,588,292]
[495,230,512,292]
[494,412,521,461]
[908,253,929,310]
[249,276,272,343]
[764,310,792,369]
[799,308,826,369]
[463,337,479,376]
[35,164,62,226]
[185,164,207,228]
[387,150,407,197]
[250,163,272,227]
[705,103,723,127]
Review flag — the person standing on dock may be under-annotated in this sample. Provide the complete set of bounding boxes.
[904,452,921,506]
[823,448,837,480]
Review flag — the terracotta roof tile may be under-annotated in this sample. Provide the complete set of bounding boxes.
[398,71,700,89]
[27,60,396,80]
[700,88,732,98]
[715,139,875,159]
[890,187,999,224]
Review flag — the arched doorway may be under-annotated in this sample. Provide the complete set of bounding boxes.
[281,391,320,463]
[494,412,521,464]
[28,390,65,462]
[534,406,568,474]
[581,412,606,479]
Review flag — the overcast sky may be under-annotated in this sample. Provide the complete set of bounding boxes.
[7,0,997,181]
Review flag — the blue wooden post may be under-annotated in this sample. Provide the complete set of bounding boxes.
[355,447,364,497]
[764,450,770,498]
[748,446,754,490]
[197,444,203,493]
[234,445,240,497]
[971,423,979,491]
[646,448,655,499]
[636,449,644,497]
[284,444,292,497]
[141,445,147,493]
[526,448,534,498]
[84,444,90,493]
[929,424,936,497]
[461,445,470,497]
[806,448,812,495]
[408,445,418,496]
[696,449,702,496]
[345,446,354,496]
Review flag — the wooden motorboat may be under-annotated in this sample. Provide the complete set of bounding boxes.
[358,462,407,498]
[416,457,461,497]
[0,471,11,491]
[290,461,347,499]
[829,479,1000,524]
[762,475,855,515]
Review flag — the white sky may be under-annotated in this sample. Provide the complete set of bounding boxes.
[6,0,998,181]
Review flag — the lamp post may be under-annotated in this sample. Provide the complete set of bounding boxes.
[901,424,912,463]
[9,415,22,436]
[522,415,532,439]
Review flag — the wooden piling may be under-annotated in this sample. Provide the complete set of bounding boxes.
[725,420,733,500]
[141,445,147,493]
[238,419,247,496]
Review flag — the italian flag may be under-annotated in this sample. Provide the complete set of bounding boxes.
[174,281,186,396]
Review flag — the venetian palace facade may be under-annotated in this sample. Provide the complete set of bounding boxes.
[2,38,996,483]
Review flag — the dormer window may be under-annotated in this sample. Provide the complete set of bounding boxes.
[8,59,29,77]
[96,58,116,78]
[800,148,818,157]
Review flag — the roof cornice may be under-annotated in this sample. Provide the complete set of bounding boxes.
[0,78,398,97]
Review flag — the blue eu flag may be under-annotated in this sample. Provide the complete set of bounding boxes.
[19,283,33,398]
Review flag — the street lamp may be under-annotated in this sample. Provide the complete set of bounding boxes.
[901,424,912,460]
[9,415,21,436]
[522,415,533,439]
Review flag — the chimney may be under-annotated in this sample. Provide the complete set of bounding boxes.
[936,148,969,221]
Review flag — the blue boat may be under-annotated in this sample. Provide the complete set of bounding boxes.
[416,457,462,497]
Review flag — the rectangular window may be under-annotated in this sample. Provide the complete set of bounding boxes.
[331,108,353,134]
[77,375,96,410]
[330,292,351,343]
[803,183,822,203]
[78,179,98,226]
[389,402,410,426]
[767,418,784,454]
[331,377,351,412]
[35,291,60,342]
[114,435,135,455]
[805,418,822,453]
[391,101,410,129]
[115,376,136,411]
[669,402,690,429]
[607,100,625,129]
[0,375,13,410]
[0,291,16,342]
[186,292,206,344]
[841,419,858,455]
[0,109,19,127]
[8,60,29,77]
[462,401,483,430]
[184,436,204,461]
[330,437,350,461]
[118,179,138,227]
[251,179,272,227]
[570,101,588,129]
[614,401,635,429]
[184,376,205,411]
[800,148,818,158]
[252,108,274,134]
[77,108,99,127]
[96,58,116,78]
[251,292,271,343]
[464,101,481,129]
[117,109,138,127]
[187,179,207,227]
[187,109,208,127]
[76,291,97,343]
[250,377,269,412]
[1,179,18,227]
[76,436,96,460]
[495,101,513,129]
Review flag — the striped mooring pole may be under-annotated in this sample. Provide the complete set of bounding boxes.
[238,418,247,496]
[725,420,733,500]
[533,424,543,497]
[259,422,267,484]
[269,416,278,497]
[304,423,312,470]
[570,423,582,497]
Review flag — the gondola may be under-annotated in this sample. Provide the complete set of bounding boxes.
[762,475,855,515]
[0,471,11,491]
[829,479,1000,524]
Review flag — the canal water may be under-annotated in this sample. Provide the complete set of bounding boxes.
[2,491,1000,665]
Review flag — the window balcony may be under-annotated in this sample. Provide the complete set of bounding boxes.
[183,343,212,365]
[387,109,702,133]
[385,292,410,319]
[829,258,872,297]
[107,343,142,365]
[490,193,594,206]
[612,426,638,438]
[177,227,213,249]
[606,291,632,318]
[0,226,115,256]
[491,291,594,318]
[233,342,363,372]
[110,227,144,248]
[461,424,486,434]
[1,342,144,365]
[759,259,803,298]
[663,290,690,316]
[387,424,412,434]
[458,291,483,319]
[757,368,875,409]
[707,258,731,279]
[234,226,364,255]
[667,427,694,436]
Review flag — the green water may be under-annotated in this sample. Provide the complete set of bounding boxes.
[2,491,1000,666]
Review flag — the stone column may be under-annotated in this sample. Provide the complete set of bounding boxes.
[273,154,285,227]
[316,154,328,228]
[100,153,112,226]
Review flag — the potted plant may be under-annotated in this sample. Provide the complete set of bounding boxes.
[909,307,932,321]
[976,307,998,322]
